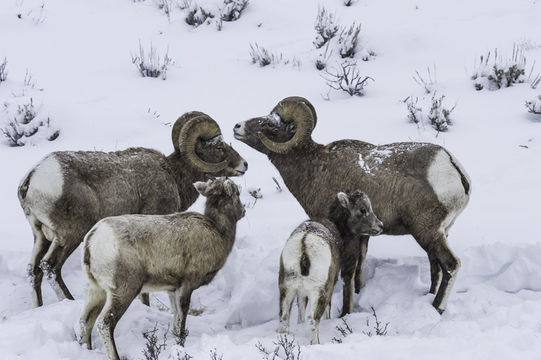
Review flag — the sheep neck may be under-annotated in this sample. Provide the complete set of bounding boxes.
[267,140,326,218]
[166,152,206,211]
[204,201,237,253]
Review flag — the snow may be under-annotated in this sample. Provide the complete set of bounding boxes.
[1,0,541,359]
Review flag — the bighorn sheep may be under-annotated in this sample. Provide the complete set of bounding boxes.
[19,113,247,307]
[234,96,471,314]
[278,190,382,344]
[79,178,245,360]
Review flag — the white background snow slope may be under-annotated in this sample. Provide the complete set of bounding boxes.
[1,0,541,359]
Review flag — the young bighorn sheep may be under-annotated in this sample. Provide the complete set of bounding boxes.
[234,96,471,314]
[79,178,245,360]
[19,113,247,307]
[278,190,382,344]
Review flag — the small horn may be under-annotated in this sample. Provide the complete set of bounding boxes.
[258,98,316,154]
[178,115,228,173]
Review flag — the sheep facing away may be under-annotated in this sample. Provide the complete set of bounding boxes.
[79,178,245,360]
[18,113,247,307]
[279,190,383,344]
[234,96,471,314]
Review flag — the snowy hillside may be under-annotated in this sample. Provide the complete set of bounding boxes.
[1,0,541,359]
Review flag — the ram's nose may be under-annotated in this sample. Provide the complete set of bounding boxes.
[234,159,248,175]
[233,122,245,138]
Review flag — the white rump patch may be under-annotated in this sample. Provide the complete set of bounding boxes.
[427,150,469,232]
[27,155,64,201]
[85,221,120,290]
[281,231,332,291]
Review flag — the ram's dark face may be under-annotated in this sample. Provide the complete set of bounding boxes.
[233,113,297,155]
[234,96,317,155]
[195,136,248,176]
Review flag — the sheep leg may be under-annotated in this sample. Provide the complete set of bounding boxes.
[340,260,356,317]
[97,290,137,360]
[428,253,443,294]
[171,285,192,346]
[354,236,369,293]
[420,232,460,314]
[79,280,106,349]
[277,286,295,333]
[324,300,331,320]
[28,223,50,307]
[308,290,327,345]
[297,295,308,324]
[169,290,178,315]
[39,240,74,301]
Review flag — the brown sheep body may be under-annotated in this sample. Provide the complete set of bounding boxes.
[19,113,247,307]
[235,97,470,314]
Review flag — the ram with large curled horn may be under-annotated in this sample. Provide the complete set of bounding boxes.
[234,96,470,315]
[18,112,248,307]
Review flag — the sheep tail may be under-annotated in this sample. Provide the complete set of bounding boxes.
[300,234,311,276]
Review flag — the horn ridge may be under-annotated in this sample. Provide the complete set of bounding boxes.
[178,115,228,173]
[259,98,316,154]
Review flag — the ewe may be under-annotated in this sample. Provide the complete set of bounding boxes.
[79,178,245,360]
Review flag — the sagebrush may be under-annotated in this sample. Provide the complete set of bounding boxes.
[323,60,373,96]
[141,324,167,360]
[362,306,389,337]
[0,58,7,84]
[331,318,353,344]
[256,334,301,360]
[405,93,456,132]
[525,95,541,115]
[220,0,249,22]
[313,6,339,49]
[182,0,214,27]
[131,41,173,80]
[338,22,361,58]
[249,43,300,68]
[1,98,59,147]
[471,45,540,90]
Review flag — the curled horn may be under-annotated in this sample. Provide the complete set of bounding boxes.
[258,98,316,154]
[171,111,207,152]
[178,115,228,173]
[279,96,318,127]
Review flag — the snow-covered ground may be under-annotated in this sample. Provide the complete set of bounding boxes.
[1,0,541,359]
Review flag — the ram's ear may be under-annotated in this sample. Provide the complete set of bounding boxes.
[337,192,349,209]
[194,181,209,196]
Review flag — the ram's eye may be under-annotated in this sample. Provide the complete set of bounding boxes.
[360,209,368,216]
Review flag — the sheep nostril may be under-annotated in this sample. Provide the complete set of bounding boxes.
[234,124,241,129]
[243,161,248,169]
